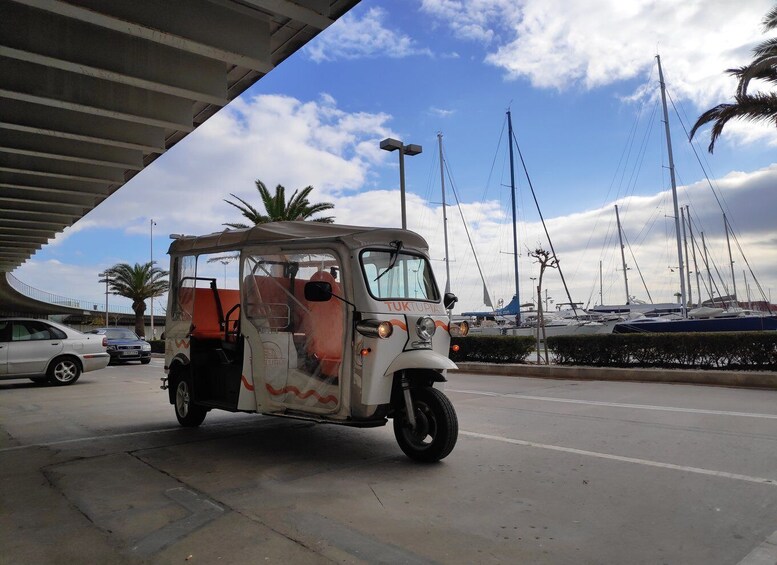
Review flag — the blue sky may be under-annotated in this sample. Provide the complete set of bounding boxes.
[16,0,777,313]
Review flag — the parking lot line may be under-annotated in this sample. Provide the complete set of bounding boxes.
[449,389,777,420]
[460,430,777,487]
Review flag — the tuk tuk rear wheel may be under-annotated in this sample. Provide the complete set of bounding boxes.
[174,376,207,427]
[393,387,458,462]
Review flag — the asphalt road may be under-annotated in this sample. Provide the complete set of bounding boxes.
[2,361,777,564]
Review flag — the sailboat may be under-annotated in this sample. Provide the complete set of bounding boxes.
[452,111,619,338]
[613,56,777,333]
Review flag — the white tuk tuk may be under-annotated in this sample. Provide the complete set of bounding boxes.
[161,222,468,462]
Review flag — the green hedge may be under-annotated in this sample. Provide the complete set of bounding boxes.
[451,335,535,364]
[149,339,165,354]
[547,332,777,370]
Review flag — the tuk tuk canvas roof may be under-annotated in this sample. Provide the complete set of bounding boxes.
[167,221,430,256]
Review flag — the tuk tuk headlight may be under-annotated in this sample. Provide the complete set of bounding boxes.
[449,320,469,337]
[416,317,437,341]
[356,319,393,339]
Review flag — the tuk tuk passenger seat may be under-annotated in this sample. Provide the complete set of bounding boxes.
[190,287,240,340]
[304,270,344,377]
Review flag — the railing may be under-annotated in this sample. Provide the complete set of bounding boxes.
[5,272,135,315]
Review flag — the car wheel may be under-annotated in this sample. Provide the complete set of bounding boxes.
[47,356,82,386]
[174,376,207,427]
[141,358,151,365]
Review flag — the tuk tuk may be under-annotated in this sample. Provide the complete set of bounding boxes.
[161,222,469,462]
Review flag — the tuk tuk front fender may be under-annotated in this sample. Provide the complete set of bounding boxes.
[362,349,457,407]
[383,349,457,377]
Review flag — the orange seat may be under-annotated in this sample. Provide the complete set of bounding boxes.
[304,271,343,377]
[191,288,240,340]
[245,275,295,329]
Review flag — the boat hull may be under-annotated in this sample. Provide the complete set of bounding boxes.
[471,320,618,338]
[613,316,777,333]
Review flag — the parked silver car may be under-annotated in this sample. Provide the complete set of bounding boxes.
[0,318,110,385]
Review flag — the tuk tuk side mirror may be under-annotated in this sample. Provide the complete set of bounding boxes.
[305,281,332,302]
[444,292,458,310]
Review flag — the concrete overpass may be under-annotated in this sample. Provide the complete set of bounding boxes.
[0,0,360,314]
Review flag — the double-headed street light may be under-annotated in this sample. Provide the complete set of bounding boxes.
[380,138,422,229]
[98,271,110,327]
[150,218,157,339]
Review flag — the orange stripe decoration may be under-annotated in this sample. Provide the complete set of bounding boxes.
[241,375,254,391]
[265,383,338,405]
[174,339,190,349]
[435,320,449,331]
[389,319,407,331]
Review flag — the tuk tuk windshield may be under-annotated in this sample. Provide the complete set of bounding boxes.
[360,249,439,301]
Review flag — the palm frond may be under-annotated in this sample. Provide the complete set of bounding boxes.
[763,5,777,31]
[226,179,336,225]
[99,261,169,334]
[734,57,777,96]
[691,93,777,152]
[754,37,777,58]
[693,5,777,153]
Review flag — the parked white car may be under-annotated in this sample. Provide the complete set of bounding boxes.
[0,318,110,385]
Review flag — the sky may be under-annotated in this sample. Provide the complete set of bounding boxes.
[15,0,777,315]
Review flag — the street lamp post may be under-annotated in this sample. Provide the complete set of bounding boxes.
[150,218,156,340]
[98,272,110,326]
[530,276,540,364]
[380,138,422,230]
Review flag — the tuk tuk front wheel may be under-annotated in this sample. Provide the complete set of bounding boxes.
[174,376,207,427]
[393,387,458,462]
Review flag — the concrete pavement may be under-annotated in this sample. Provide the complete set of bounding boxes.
[2,360,777,563]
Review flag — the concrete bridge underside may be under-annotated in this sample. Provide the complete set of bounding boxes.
[0,0,360,315]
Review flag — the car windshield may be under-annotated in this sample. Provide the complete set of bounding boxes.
[360,249,439,301]
[104,329,139,340]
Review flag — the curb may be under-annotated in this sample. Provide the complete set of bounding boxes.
[451,363,777,390]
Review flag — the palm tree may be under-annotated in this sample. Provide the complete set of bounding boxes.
[224,180,335,228]
[100,262,169,337]
[691,6,777,152]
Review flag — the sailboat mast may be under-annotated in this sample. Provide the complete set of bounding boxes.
[614,205,630,304]
[599,260,603,306]
[657,55,687,315]
[507,110,521,322]
[701,231,715,304]
[680,207,693,307]
[723,213,738,306]
[686,205,702,305]
[437,133,451,295]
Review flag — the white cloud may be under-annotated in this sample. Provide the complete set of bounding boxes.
[305,7,432,62]
[13,92,777,314]
[15,165,777,313]
[434,164,777,312]
[429,107,456,118]
[422,0,769,96]
[421,0,777,147]
[73,93,396,238]
[420,0,522,43]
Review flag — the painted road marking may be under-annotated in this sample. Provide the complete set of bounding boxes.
[449,389,777,420]
[131,488,224,557]
[461,431,777,487]
[287,512,439,565]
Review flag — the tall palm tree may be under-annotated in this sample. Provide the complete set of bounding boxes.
[100,262,169,337]
[691,6,777,152]
[224,180,335,228]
